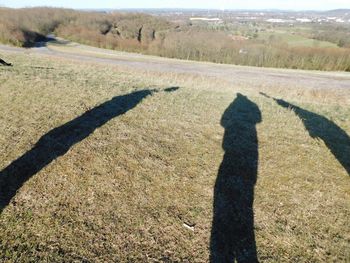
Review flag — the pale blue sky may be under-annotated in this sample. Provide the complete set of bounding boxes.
[0,0,349,11]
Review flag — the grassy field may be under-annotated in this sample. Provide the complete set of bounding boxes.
[258,31,338,48]
[0,52,349,262]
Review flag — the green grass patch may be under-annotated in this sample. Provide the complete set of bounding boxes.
[258,31,338,48]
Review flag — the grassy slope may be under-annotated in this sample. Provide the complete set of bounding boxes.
[0,52,349,262]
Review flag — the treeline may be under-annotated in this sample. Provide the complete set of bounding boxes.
[55,11,173,52]
[157,31,350,71]
[1,7,350,71]
[311,24,350,48]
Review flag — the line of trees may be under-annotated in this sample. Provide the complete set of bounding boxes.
[1,7,350,71]
[311,24,350,48]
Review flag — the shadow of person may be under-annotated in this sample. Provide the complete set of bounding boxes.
[269,96,349,176]
[211,93,261,263]
[0,89,154,214]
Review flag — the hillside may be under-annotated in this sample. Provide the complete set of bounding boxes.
[0,49,349,261]
[0,7,173,49]
[324,9,350,15]
[1,7,350,71]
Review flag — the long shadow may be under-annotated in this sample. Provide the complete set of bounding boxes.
[211,93,261,263]
[263,93,349,176]
[0,89,156,213]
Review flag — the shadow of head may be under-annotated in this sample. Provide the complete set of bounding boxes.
[221,93,262,128]
[275,98,293,109]
[164,87,180,93]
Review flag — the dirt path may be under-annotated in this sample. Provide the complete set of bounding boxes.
[1,39,350,90]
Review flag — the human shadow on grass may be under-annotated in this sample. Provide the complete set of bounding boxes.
[261,93,350,176]
[0,88,179,213]
[211,93,261,263]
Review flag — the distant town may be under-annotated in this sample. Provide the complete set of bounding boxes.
[103,8,350,25]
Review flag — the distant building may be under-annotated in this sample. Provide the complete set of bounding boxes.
[296,18,312,23]
[190,17,223,23]
[266,18,286,23]
[336,18,345,23]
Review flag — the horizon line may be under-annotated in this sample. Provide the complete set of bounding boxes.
[1,6,349,12]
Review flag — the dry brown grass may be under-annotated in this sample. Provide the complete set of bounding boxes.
[0,52,349,262]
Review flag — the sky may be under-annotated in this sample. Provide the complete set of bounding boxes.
[0,0,349,11]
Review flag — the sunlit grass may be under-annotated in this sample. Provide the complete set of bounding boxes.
[0,52,349,262]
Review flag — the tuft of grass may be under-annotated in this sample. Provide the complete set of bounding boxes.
[0,52,349,262]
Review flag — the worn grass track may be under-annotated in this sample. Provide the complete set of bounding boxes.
[0,52,349,262]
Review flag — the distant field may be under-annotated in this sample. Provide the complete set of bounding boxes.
[258,31,338,48]
[0,52,349,262]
